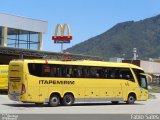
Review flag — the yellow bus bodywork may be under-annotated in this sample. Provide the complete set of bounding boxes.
[0,65,8,91]
[8,60,148,104]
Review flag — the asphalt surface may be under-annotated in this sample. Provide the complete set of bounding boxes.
[0,93,159,114]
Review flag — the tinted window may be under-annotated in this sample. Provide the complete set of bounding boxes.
[28,63,133,80]
[119,68,134,81]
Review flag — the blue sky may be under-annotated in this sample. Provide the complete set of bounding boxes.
[0,0,160,52]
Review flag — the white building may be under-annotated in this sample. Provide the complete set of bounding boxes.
[0,13,48,50]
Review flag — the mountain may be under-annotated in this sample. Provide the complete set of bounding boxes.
[65,15,160,60]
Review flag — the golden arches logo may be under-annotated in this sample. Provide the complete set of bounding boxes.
[52,24,72,41]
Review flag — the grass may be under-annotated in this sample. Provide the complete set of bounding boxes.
[148,85,160,93]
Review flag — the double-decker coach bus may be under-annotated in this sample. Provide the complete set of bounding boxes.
[8,59,150,107]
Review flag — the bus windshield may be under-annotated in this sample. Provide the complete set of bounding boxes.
[132,69,148,89]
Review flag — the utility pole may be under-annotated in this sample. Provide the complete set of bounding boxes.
[133,48,138,60]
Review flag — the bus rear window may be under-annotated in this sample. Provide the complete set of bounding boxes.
[28,63,61,77]
[28,63,42,77]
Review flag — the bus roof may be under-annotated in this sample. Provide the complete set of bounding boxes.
[10,59,143,70]
[0,65,8,67]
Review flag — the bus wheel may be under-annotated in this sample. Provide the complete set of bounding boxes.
[62,94,74,106]
[126,94,136,104]
[111,101,119,104]
[49,94,60,107]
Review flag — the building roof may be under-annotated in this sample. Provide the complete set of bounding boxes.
[0,46,101,61]
[0,13,48,33]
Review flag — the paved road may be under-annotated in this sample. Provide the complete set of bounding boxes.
[0,93,159,114]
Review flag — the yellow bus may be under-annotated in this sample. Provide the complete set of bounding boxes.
[8,59,149,107]
[0,65,8,92]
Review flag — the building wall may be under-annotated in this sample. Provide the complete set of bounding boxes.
[140,61,160,74]
[109,57,124,63]
[122,60,160,74]
[122,60,140,66]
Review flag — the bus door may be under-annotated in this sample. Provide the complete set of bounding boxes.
[132,69,149,100]
[139,74,148,100]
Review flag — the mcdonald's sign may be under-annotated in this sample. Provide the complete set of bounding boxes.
[52,24,72,43]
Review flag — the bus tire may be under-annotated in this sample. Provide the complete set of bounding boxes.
[62,93,74,106]
[111,101,119,104]
[49,94,60,107]
[126,94,136,104]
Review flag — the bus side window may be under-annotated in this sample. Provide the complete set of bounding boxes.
[119,68,134,81]
[62,66,67,77]
[58,66,63,77]
[73,67,79,78]
[103,68,108,78]
[82,67,90,78]
[53,67,57,77]
[50,65,56,77]
[77,67,82,78]
[85,67,90,78]
[42,65,51,77]
[106,68,112,79]
[56,67,60,77]
[97,68,104,78]
[82,67,85,78]
[107,68,119,79]
[28,63,36,76]
[115,69,120,79]
[90,67,96,78]
[66,66,72,78]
